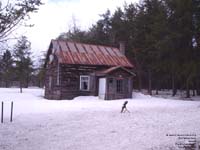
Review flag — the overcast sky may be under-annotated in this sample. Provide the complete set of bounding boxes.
[13,0,139,57]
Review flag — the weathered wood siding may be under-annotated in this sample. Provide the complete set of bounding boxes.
[105,69,133,100]
[44,56,62,99]
[59,65,99,99]
[45,58,134,100]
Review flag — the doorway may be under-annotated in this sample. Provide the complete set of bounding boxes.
[98,78,106,99]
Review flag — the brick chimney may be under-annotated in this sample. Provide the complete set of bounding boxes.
[119,41,125,55]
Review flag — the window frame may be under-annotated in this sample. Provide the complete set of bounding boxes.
[80,75,90,91]
[116,79,123,93]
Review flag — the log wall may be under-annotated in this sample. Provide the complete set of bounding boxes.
[45,57,134,100]
[59,65,99,99]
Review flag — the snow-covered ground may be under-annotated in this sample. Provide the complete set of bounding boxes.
[0,88,200,150]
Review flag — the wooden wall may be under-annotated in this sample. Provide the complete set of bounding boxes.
[105,69,133,100]
[45,57,134,100]
[59,65,98,99]
[44,56,62,99]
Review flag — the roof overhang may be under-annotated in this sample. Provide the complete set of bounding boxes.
[95,66,136,77]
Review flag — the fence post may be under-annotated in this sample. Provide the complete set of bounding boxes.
[10,101,13,122]
[1,102,3,123]
[196,140,199,150]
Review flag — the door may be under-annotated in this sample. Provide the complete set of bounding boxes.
[98,78,106,99]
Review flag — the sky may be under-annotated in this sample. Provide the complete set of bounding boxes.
[12,0,139,58]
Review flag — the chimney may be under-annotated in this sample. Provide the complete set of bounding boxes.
[119,41,125,55]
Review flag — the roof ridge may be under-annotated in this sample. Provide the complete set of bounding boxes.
[52,39,119,50]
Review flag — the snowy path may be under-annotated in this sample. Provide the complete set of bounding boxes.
[0,88,200,150]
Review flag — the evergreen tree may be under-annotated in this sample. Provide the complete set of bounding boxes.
[13,36,33,93]
[133,0,168,95]
[193,0,200,95]
[0,50,13,87]
[35,53,46,88]
[56,0,199,98]
[166,0,193,97]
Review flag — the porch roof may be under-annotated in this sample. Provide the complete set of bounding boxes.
[95,66,136,76]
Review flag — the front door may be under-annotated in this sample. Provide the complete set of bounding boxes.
[98,78,106,99]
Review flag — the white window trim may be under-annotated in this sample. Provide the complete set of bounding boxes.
[80,75,90,91]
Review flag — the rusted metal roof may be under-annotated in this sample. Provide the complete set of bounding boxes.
[51,40,133,68]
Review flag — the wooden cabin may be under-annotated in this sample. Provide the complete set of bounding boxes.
[44,40,135,100]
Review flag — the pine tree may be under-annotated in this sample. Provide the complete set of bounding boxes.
[55,0,199,97]
[0,50,13,87]
[193,0,200,95]
[13,36,33,93]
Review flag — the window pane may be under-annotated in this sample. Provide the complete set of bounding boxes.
[83,81,88,90]
[81,77,89,81]
[116,80,123,93]
[80,76,90,91]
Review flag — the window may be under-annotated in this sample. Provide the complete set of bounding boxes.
[116,79,123,93]
[109,79,113,84]
[80,76,90,91]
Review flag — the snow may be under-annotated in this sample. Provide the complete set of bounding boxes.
[0,88,200,150]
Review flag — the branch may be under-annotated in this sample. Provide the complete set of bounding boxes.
[0,0,43,42]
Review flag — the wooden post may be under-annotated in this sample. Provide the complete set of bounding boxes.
[195,140,199,150]
[1,102,3,123]
[10,101,13,122]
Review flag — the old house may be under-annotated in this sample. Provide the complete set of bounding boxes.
[44,40,135,100]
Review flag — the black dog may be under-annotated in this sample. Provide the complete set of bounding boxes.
[121,101,130,113]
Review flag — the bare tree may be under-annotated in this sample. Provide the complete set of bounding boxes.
[0,0,42,43]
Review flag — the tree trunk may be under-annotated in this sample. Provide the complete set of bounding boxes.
[156,82,159,95]
[192,81,195,96]
[186,79,190,98]
[172,74,177,96]
[156,88,158,95]
[148,70,152,95]
[137,70,142,91]
[197,89,200,95]
[5,79,8,88]
[196,79,200,95]
[134,51,142,92]
[20,80,23,93]
[192,89,195,96]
